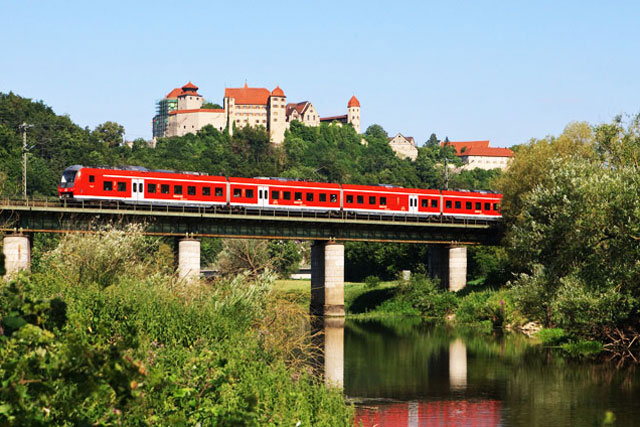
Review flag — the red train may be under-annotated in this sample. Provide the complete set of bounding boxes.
[58,165,502,220]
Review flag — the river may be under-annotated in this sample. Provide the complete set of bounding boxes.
[319,317,640,426]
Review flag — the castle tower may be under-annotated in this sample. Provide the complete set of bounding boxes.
[268,86,287,145]
[177,82,203,110]
[347,95,360,134]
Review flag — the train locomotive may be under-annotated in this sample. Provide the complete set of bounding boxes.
[58,165,502,220]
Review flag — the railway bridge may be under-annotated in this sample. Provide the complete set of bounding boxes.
[1,198,504,316]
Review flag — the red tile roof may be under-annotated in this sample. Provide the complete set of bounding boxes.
[442,140,490,152]
[271,86,285,97]
[182,81,199,90]
[169,108,225,116]
[459,147,514,157]
[165,88,183,98]
[286,101,311,117]
[225,86,271,105]
[348,95,360,107]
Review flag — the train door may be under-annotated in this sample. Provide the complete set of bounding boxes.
[409,195,418,214]
[131,179,144,202]
[258,186,269,207]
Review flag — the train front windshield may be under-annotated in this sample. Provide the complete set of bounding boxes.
[60,170,77,188]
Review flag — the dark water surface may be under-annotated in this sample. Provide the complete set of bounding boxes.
[343,318,639,426]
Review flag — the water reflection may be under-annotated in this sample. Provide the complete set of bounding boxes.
[448,338,467,391]
[311,317,344,388]
[342,318,640,427]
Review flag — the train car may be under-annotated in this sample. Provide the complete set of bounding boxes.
[58,165,228,206]
[441,190,501,219]
[228,177,341,211]
[58,165,502,220]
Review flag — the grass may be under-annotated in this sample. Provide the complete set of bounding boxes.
[274,279,401,315]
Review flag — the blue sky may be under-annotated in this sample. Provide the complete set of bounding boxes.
[2,0,639,147]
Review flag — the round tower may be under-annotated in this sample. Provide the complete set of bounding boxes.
[268,85,287,145]
[347,95,360,134]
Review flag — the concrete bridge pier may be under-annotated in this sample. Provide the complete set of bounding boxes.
[310,240,345,317]
[178,238,200,283]
[427,244,467,291]
[2,234,31,280]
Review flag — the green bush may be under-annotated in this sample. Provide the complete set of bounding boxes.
[455,288,522,328]
[1,230,353,425]
[398,274,458,318]
[364,275,381,289]
[536,328,569,346]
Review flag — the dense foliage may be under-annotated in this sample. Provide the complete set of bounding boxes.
[497,116,640,361]
[0,229,352,425]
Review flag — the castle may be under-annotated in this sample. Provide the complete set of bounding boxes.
[152,82,360,145]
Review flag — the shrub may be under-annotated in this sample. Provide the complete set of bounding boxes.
[399,274,458,318]
[364,275,381,289]
[536,328,569,346]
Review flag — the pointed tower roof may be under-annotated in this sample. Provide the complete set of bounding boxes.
[348,95,360,108]
[178,82,201,97]
[182,81,199,91]
[271,86,285,97]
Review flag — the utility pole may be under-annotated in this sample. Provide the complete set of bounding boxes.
[19,123,32,199]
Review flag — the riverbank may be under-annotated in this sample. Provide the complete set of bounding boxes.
[275,275,621,362]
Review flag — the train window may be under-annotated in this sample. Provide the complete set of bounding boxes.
[187,186,196,196]
[431,199,438,208]
[306,192,314,202]
[369,196,376,204]
[493,203,500,211]
[357,195,364,204]
[89,175,95,183]
[272,190,280,200]
[446,200,452,209]
[215,187,223,197]
[161,184,170,194]
[233,188,242,198]
[421,199,428,208]
[246,189,254,198]
[466,202,472,210]
[283,191,291,200]
[103,181,113,191]
[330,194,337,203]
[484,202,490,210]
[475,202,481,210]
[455,201,461,209]
[346,195,354,203]
[132,183,137,193]
[380,197,387,205]
[294,192,302,201]
[174,185,183,195]
[147,183,156,194]
[203,187,211,196]
[117,182,127,192]
[319,193,327,202]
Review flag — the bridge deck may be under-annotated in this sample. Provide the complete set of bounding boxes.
[0,198,503,244]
